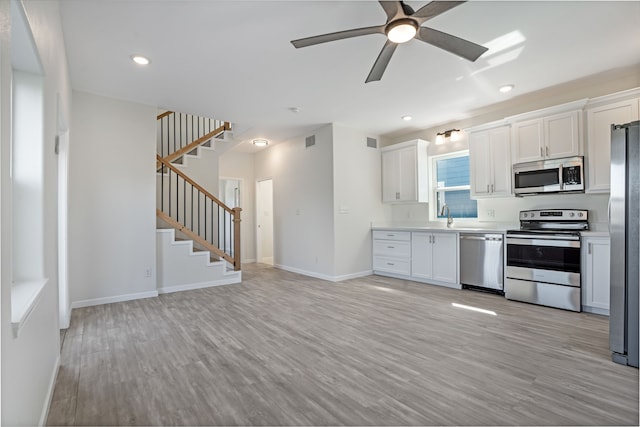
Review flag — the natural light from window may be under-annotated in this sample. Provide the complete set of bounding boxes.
[430,151,477,221]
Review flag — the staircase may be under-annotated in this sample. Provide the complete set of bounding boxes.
[155,111,242,293]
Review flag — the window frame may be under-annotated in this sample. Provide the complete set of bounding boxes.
[429,149,477,222]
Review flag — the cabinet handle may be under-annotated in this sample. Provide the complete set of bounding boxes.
[588,243,592,255]
[487,184,489,193]
[491,184,494,193]
[432,235,435,244]
[546,146,549,156]
[387,246,395,249]
[540,147,544,157]
[386,234,395,237]
[387,262,395,266]
[396,191,400,200]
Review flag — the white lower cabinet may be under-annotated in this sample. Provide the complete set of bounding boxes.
[372,229,459,288]
[372,230,411,276]
[411,232,458,286]
[582,236,610,315]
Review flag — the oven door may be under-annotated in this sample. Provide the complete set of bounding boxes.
[506,234,581,286]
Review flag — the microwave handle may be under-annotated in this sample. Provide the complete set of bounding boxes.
[559,164,564,190]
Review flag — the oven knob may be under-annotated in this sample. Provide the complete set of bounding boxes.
[523,213,528,218]
[569,212,575,217]
[578,212,583,217]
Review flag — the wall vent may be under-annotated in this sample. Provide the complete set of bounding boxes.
[367,137,377,148]
[305,135,316,148]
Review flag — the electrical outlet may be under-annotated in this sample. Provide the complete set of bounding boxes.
[144,268,152,278]
[487,209,496,218]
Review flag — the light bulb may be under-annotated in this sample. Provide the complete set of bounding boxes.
[387,21,417,44]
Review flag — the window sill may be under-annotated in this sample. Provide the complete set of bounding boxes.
[11,278,48,338]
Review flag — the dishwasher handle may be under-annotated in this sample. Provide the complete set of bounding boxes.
[460,235,503,241]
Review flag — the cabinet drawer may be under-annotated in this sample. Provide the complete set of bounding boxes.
[373,240,411,258]
[373,230,411,241]
[373,256,411,276]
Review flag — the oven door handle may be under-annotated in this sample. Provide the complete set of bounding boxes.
[506,233,580,241]
[507,237,581,248]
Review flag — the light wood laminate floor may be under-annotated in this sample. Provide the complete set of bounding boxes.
[47,263,639,426]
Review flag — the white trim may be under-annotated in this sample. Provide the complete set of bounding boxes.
[582,306,609,316]
[71,290,159,309]
[11,278,48,337]
[60,305,72,329]
[39,355,60,426]
[505,98,589,123]
[157,275,241,294]
[585,87,640,109]
[275,264,372,282]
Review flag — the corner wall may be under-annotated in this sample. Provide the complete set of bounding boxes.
[68,91,157,306]
[254,124,336,278]
[1,0,72,424]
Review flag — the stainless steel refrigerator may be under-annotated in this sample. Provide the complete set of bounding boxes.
[610,120,639,368]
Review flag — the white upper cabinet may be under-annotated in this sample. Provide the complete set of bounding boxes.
[585,95,640,193]
[381,139,429,203]
[512,110,581,163]
[469,125,512,198]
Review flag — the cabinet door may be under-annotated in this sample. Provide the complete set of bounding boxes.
[469,131,492,197]
[431,232,457,284]
[512,119,544,163]
[586,98,639,193]
[398,146,418,202]
[411,232,433,280]
[583,237,610,312]
[545,110,580,159]
[381,149,400,202]
[489,126,512,196]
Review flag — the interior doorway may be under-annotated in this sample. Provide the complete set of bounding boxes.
[256,178,273,265]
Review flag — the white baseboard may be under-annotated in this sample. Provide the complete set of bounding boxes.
[157,276,241,294]
[71,290,159,309]
[274,264,371,282]
[39,354,60,426]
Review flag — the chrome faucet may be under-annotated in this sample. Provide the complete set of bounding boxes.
[440,204,453,228]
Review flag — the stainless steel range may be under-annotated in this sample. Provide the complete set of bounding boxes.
[505,209,588,312]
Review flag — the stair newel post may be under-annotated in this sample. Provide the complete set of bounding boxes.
[232,207,242,271]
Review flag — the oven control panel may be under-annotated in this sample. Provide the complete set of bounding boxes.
[519,209,588,221]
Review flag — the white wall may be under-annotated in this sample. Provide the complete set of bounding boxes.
[332,124,390,278]
[1,0,72,424]
[219,150,256,263]
[254,124,336,278]
[69,90,157,306]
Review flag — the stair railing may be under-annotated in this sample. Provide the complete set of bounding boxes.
[157,111,230,164]
[157,155,241,271]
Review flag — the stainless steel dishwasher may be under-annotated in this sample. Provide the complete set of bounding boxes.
[459,233,504,292]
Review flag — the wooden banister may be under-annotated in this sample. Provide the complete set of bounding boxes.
[157,209,240,268]
[156,155,231,213]
[157,111,174,120]
[159,122,229,166]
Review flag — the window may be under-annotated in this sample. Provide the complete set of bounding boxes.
[431,151,477,220]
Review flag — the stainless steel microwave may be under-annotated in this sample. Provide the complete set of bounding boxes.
[513,156,584,196]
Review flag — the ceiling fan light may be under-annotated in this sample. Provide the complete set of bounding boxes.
[387,20,417,44]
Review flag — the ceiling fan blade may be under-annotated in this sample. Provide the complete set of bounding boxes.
[412,1,466,21]
[365,40,399,83]
[291,25,384,48]
[378,1,405,22]
[416,27,488,61]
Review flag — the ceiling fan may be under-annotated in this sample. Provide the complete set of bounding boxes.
[291,1,488,83]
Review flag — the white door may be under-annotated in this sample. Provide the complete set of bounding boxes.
[256,179,274,265]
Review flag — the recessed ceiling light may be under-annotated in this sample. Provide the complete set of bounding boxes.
[131,55,151,65]
[499,84,514,93]
[401,115,412,121]
[289,107,301,113]
[252,139,269,147]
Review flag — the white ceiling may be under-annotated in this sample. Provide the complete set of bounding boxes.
[59,1,640,152]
